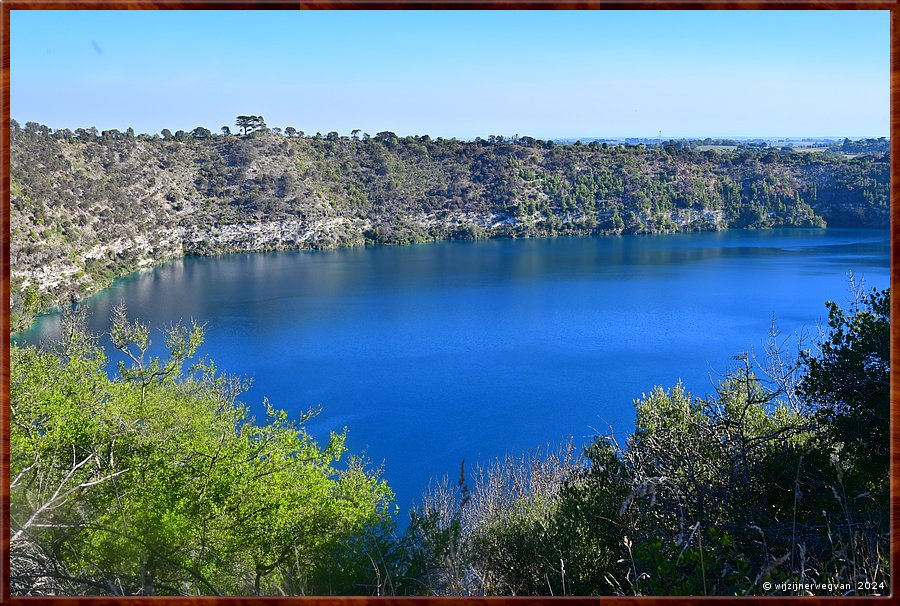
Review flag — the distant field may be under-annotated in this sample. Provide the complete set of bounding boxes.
[696,145,738,151]
[790,146,829,153]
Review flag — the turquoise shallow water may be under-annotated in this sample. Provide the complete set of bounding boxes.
[16,228,891,518]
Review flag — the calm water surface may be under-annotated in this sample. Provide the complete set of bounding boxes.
[17,229,890,516]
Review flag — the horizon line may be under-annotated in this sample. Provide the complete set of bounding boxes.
[10,121,889,142]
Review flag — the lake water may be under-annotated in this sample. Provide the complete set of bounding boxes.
[15,229,891,518]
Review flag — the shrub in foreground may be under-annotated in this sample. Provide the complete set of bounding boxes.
[10,306,394,596]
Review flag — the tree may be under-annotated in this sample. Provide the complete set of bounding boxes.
[160,129,173,140]
[10,309,395,596]
[375,131,398,146]
[235,116,253,136]
[284,126,297,138]
[236,115,267,137]
[799,284,890,484]
[24,121,45,134]
[191,127,212,139]
[221,126,231,136]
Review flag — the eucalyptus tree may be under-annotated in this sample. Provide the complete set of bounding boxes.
[191,127,212,139]
[236,115,267,136]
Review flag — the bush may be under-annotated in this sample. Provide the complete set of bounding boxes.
[10,307,395,596]
[403,444,582,595]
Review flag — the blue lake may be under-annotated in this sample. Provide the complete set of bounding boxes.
[16,229,891,518]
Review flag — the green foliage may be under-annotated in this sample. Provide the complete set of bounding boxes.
[552,438,631,594]
[799,284,890,491]
[631,527,752,596]
[10,308,394,596]
[9,276,54,333]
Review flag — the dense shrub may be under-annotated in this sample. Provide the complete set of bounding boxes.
[10,307,394,596]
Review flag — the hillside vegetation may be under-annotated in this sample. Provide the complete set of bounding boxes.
[9,121,889,330]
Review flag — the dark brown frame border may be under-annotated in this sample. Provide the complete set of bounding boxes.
[1,1,897,603]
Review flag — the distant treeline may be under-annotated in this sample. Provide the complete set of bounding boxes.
[629,137,889,155]
[829,137,890,155]
[9,119,890,330]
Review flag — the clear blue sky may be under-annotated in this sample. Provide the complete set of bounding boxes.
[11,10,889,139]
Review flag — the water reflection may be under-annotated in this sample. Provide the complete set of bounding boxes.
[14,229,890,514]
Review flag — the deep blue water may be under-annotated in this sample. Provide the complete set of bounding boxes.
[15,229,890,518]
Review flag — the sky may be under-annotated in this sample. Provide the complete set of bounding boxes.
[10,10,890,140]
